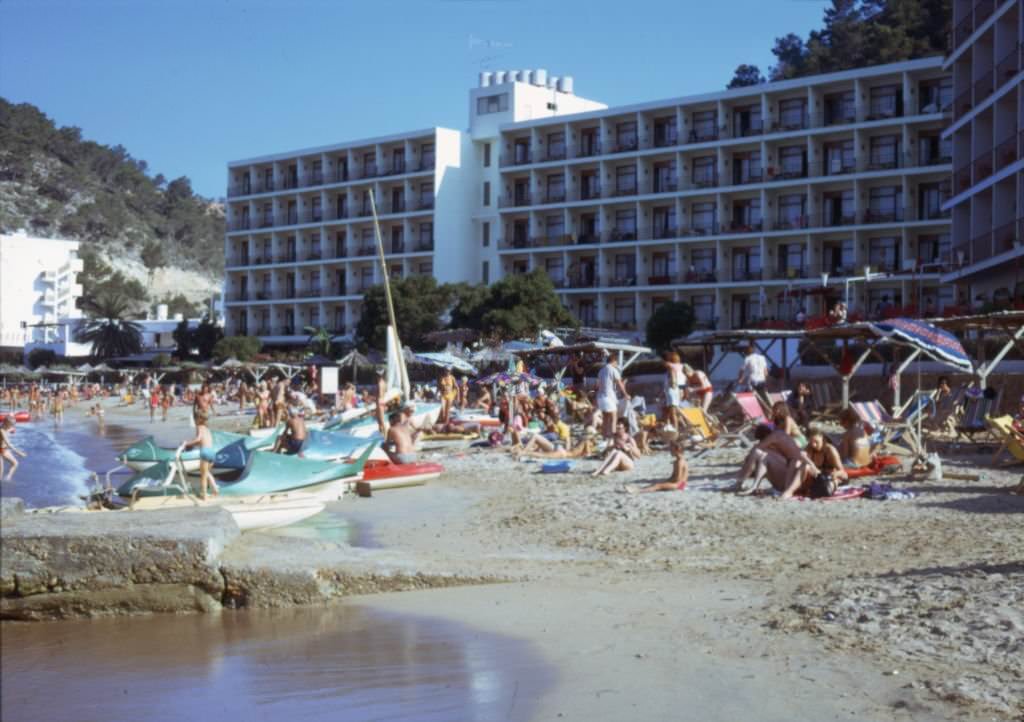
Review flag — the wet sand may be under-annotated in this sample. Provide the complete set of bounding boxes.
[1,605,551,722]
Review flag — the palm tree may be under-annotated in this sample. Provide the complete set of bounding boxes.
[75,295,144,361]
[304,325,334,357]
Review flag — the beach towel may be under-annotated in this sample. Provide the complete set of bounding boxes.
[843,455,902,478]
[421,431,478,441]
[541,461,573,473]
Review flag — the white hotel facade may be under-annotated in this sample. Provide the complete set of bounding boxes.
[941,0,1024,302]
[224,57,954,344]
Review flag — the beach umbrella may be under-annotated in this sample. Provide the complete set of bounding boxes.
[413,351,478,376]
[475,371,544,387]
[868,318,972,372]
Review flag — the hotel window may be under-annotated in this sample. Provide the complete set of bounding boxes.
[778,98,807,129]
[420,143,435,168]
[311,160,323,184]
[868,237,900,272]
[732,199,762,229]
[653,116,677,147]
[309,308,320,327]
[690,248,715,275]
[240,171,251,194]
[733,152,762,184]
[692,294,714,324]
[336,158,348,182]
[918,133,952,165]
[823,239,856,274]
[418,261,433,275]
[483,181,491,206]
[613,254,636,282]
[363,152,376,177]
[777,194,807,228]
[581,171,600,199]
[418,222,433,244]
[690,111,717,142]
[733,104,762,136]
[824,91,855,124]
[692,156,716,186]
[918,233,951,266]
[777,243,806,276]
[547,132,566,159]
[918,183,946,220]
[311,197,322,221]
[868,85,901,118]
[483,143,491,167]
[822,190,855,225]
[824,140,855,174]
[613,298,635,325]
[653,162,676,192]
[476,93,509,115]
[545,257,564,284]
[614,209,637,239]
[547,173,565,202]
[868,187,902,222]
[419,182,434,207]
[335,231,346,257]
[482,260,490,284]
[513,138,530,164]
[263,167,274,190]
[615,164,637,194]
[545,215,565,242]
[691,202,717,232]
[919,78,952,113]
[578,299,596,325]
[732,247,761,280]
[652,206,677,237]
[869,135,900,169]
[391,148,405,173]
[651,251,676,278]
[578,128,600,156]
[615,121,638,151]
[778,145,806,177]
[482,221,490,247]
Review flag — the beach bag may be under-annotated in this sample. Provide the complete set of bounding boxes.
[809,472,835,499]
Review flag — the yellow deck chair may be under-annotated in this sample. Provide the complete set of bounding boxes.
[681,406,749,456]
[986,415,1024,466]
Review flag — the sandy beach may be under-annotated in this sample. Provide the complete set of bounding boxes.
[3,396,1022,721]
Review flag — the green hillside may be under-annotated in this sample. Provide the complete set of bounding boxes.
[0,98,224,283]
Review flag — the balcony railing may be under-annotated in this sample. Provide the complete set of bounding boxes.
[610,183,638,198]
[543,189,566,203]
[653,132,679,148]
[997,42,1022,84]
[610,138,639,154]
[542,147,567,162]
[689,171,719,189]
[973,149,994,184]
[415,196,435,210]
[414,240,435,252]
[862,208,905,224]
[725,220,764,234]
[605,229,638,244]
[973,70,995,105]
[995,132,1020,172]
[574,140,603,158]
[770,115,809,132]
[733,167,764,185]
[501,150,533,167]
[953,90,973,120]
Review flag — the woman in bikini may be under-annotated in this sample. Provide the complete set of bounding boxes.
[797,428,849,497]
[837,407,873,468]
[0,417,27,481]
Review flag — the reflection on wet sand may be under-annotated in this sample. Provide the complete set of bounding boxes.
[1,604,550,722]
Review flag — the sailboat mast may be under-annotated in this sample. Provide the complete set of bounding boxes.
[368,190,400,335]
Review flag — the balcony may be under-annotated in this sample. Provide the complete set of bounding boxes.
[501,150,532,167]
[283,177,299,190]
[772,216,810,231]
[725,220,764,234]
[770,115,809,133]
[646,275,676,286]
[973,149,994,184]
[304,250,323,262]
[358,163,378,180]
[733,167,764,185]
[605,229,638,244]
[862,208,905,224]
[576,185,602,201]
[683,269,718,284]
[304,171,324,187]
[726,269,763,283]
[815,211,857,228]
[994,131,1020,172]
[542,147,567,162]
[865,153,901,172]
[919,150,952,167]
[650,224,680,240]
[276,252,297,263]
[230,218,251,231]
[542,189,566,204]
[610,138,639,154]
[387,197,407,214]
[259,214,275,229]
[973,70,995,106]
[418,155,436,170]
[574,140,602,158]
[688,222,719,236]
[414,240,435,252]
[414,196,435,211]
[690,171,718,189]
[773,265,810,280]
[769,165,807,181]
[380,159,407,176]
[953,89,973,121]
[687,128,719,143]
[652,132,679,148]
[646,179,679,194]
[996,42,1021,85]
[609,182,638,198]
[529,234,572,248]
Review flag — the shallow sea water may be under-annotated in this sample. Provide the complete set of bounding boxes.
[1,604,550,722]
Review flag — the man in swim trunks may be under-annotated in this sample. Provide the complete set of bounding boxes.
[383,411,417,465]
[274,407,308,455]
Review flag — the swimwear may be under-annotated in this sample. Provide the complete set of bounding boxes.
[199,446,216,462]
[286,437,304,454]
[394,452,417,465]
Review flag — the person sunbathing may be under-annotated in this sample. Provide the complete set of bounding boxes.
[624,440,688,493]
[786,428,848,498]
[518,431,598,459]
[591,447,635,476]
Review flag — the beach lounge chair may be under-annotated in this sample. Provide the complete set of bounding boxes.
[985,415,1024,466]
[851,399,925,457]
[807,379,843,420]
[680,406,749,456]
[925,384,967,436]
[725,391,769,444]
[955,389,1002,442]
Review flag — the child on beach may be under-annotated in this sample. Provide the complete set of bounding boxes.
[624,440,688,494]
[182,411,219,500]
[0,417,27,481]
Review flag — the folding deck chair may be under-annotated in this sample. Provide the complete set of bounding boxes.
[730,391,769,442]
[807,379,842,421]
[851,399,927,457]
[925,384,967,436]
[956,389,1002,442]
[985,416,1024,466]
[680,406,749,456]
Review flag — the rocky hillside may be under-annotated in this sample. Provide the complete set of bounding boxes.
[0,98,223,307]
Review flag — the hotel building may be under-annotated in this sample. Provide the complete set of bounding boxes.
[941,0,1024,305]
[224,58,953,344]
[0,230,84,351]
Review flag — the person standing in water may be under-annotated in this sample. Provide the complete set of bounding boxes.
[0,417,27,481]
[182,411,219,500]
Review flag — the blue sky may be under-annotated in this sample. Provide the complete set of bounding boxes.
[0,0,827,198]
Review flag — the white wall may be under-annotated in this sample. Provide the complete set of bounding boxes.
[0,231,83,348]
[433,128,477,284]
